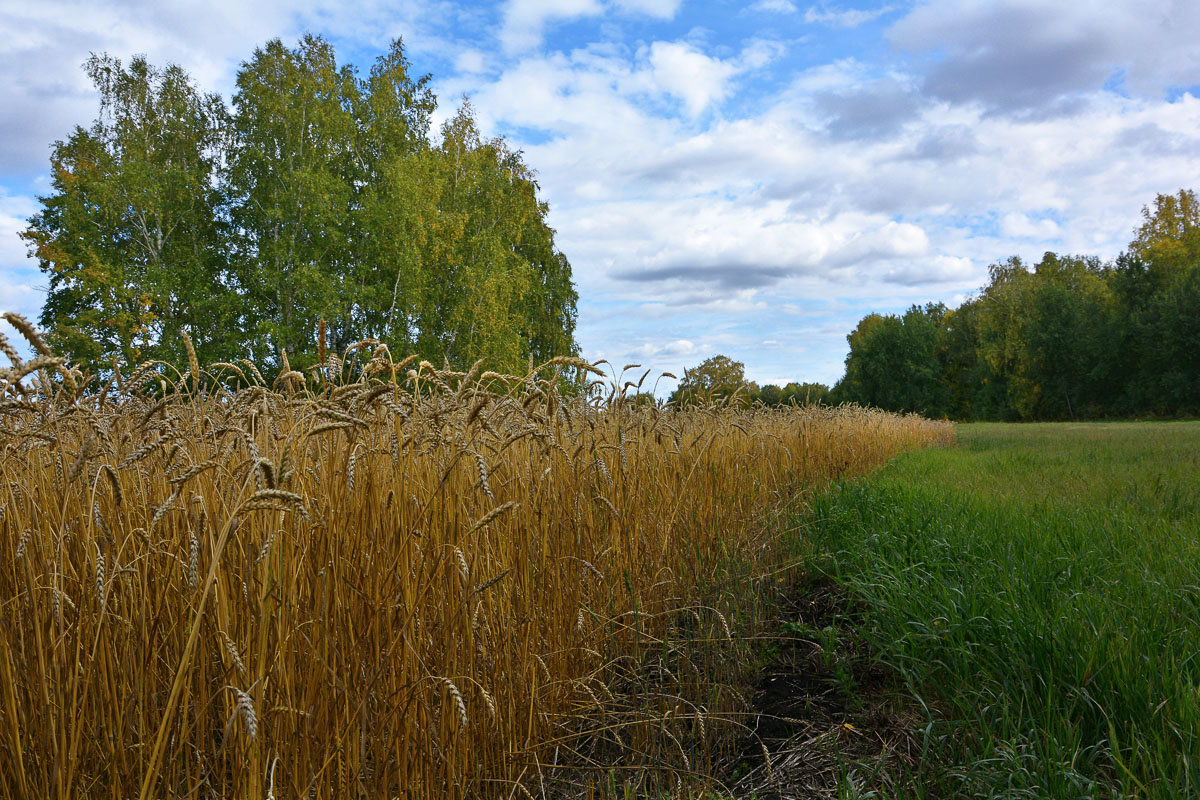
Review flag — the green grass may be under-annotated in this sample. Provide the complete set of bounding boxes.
[801,422,1200,799]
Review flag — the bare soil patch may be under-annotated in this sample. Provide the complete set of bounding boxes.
[726,577,928,799]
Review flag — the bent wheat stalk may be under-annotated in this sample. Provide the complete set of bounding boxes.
[137,484,254,800]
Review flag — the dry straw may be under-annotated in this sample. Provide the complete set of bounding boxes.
[0,332,952,799]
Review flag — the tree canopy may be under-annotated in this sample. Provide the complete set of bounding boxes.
[668,355,831,408]
[22,36,578,377]
[669,355,755,407]
[831,189,1200,419]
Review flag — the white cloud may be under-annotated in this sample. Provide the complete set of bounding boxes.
[611,0,682,19]
[0,271,40,329]
[0,0,456,174]
[498,0,603,54]
[737,38,789,71]
[3,0,1200,388]
[0,191,36,263]
[466,46,1200,360]
[630,338,699,359]
[0,191,45,339]
[432,3,1200,384]
[751,0,798,12]
[454,49,488,74]
[805,3,894,28]
[883,255,975,285]
[647,41,738,116]
[1001,213,1061,240]
[785,58,873,95]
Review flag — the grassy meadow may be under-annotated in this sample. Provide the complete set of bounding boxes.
[0,333,951,800]
[802,422,1200,798]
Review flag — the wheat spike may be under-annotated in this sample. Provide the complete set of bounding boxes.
[168,460,219,487]
[347,445,360,493]
[220,632,247,677]
[102,464,123,506]
[2,312,51,357]
[595,495,619,520]
[452,547,470,582]
[255,458,276,490]
[255,532,276,565]
[441,678,468,727]
[181,330,200,396]
[15,530,29,560]
[94,543,107,610]
[468,500,520,533]
[580,560,604,582]
[715,608,732,640]
[473,568,510,596]
[235,688,258,740]
[595,453,611,484]
[150,491,179,534]
[248,489,304,505]
[93,501,111,539]
[185,509,202,591]
[477,683,496,722]
[0,327,22,367]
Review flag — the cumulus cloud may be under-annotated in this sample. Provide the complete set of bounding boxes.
[498,0,603,53]
[647,41,739,117]
[0,191,36,261]
[883,255,976,285]
[1001,212,1061,240]
[470,3,1197,383]
[621,263,792,290]
[453,49,489,74]
[1114,122,1196,157]
[629,338,699,359]
[0,0,455,174]
[905,125,979,160]
[591,197,933,295]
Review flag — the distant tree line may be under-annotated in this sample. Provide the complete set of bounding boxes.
[21,36,578,377]
[830,190,1200,419]
[668,354,831,407]
[667,190,1199,419]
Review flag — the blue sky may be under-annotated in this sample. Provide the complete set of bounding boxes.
[2,0,1199,389]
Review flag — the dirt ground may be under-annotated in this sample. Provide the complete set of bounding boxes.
[533,576,932,799]
[723,577,929,799]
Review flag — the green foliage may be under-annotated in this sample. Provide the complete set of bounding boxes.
[802,422,1200,797]
[1129,188,1200,280]
[22,37,577,377]
[973,253,1115,419]
[668,354,756,407]
[21,54,232,369]
[369,103,577,371]
[754,381,831,407]
[225,35,367,361]
[833,189,1200,420]
[832,303,949,417]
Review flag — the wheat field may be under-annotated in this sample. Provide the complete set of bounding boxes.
[0,316,952,799]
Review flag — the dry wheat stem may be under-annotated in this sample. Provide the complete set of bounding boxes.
[0,334,952,799]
